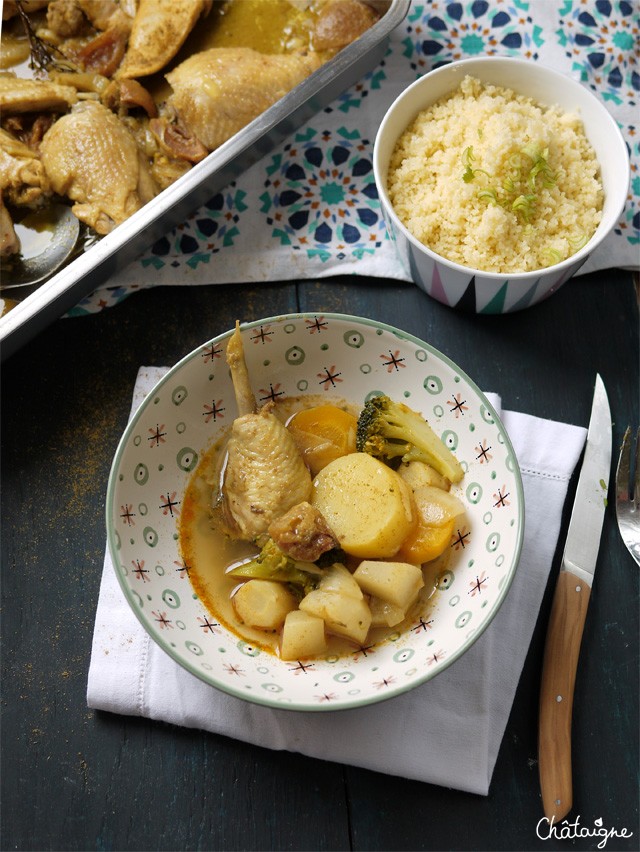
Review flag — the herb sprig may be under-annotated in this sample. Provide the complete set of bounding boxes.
[461,143,557,223]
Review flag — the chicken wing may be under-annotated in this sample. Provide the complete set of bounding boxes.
[0,76,78,114]
[220,323,313,542]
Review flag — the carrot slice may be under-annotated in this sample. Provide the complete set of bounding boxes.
[288,405,357,475]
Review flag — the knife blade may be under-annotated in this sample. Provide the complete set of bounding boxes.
[538,374,612,823]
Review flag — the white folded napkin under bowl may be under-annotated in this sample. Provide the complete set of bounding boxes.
[88,366,586,795]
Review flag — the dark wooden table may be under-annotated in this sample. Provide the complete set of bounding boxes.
[2,270,638,851]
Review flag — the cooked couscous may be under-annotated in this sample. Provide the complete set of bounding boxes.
[387,75,604,273]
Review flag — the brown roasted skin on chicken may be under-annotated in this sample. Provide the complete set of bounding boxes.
[220,323,313,542]
[313,0,380,51]
[165,47,323,152]
[268,501,338,562]
[118,0,213,79]
[40,101,158,234]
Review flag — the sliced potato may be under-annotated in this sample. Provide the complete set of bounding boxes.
[232,579,297,630]
[353,560,424,610]
[398,460,451,492]
[299,589,372,644]
[311,453,415,558]
[280,610,327,660]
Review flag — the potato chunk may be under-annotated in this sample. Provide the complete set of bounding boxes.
[353,560,424,611]
[232,579,297,630]
[299,589,372,644]
[369,596,406,628]
[410,485,465,527]
[398,460,451,492]
[311,453,414,558]
[280,610,327,661]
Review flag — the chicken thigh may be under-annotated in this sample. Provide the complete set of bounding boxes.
[220,323,313,542]
[40,101,158,234]
[165,47,322,152]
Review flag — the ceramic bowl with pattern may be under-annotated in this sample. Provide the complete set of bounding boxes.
[373,57,630,313]
[106,314,524,711]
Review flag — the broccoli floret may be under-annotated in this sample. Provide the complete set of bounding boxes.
[229,538,322,596]
[356,394,464,483]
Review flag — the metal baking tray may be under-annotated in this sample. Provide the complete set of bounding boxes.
[0,0,409,360]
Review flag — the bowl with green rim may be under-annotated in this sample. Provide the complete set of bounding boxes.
[106,313,524,710]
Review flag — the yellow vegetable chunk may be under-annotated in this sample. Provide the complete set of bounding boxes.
[396,518,456,565]
[280,610,327,661]
[353,560,424,610]
[299,589,372,644]
[394,485,464,564]
[311,453,414,558]
[287,404,358,476]
[232,579,297,630]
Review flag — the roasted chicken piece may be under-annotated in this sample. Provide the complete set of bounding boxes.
[0,76,78,114]
[46,0,90,38]
[118,0,213,79]
[219,323,313,542]
[40,101,158,234]
[77,0,136,34]
[0,127,51,255]
[313,0,380,52]
[0,128,50,206]
[165,47,323,152]
[268,501,338,562]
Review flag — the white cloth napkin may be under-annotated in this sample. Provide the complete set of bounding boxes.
[70,0,639,315]
[88,367,587,795]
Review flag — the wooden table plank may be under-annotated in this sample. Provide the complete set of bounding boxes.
[1,270,637,851]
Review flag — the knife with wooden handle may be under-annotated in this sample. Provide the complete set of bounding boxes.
[538,374,611,823]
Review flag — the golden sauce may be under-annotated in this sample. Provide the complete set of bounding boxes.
[145,0,328,101]
[180,396,444,660]
[13,208,57,259]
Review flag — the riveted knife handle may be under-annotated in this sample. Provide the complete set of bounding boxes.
[538,569,591,823]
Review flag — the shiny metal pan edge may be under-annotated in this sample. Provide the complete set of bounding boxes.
[0,0,410,360]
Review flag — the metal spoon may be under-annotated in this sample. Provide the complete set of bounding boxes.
[1,204,80,291]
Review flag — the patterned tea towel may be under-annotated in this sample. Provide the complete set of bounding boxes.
[87,366,587,795]
[72,0,640,316]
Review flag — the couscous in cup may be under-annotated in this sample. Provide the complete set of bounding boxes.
[373,56,629,314]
